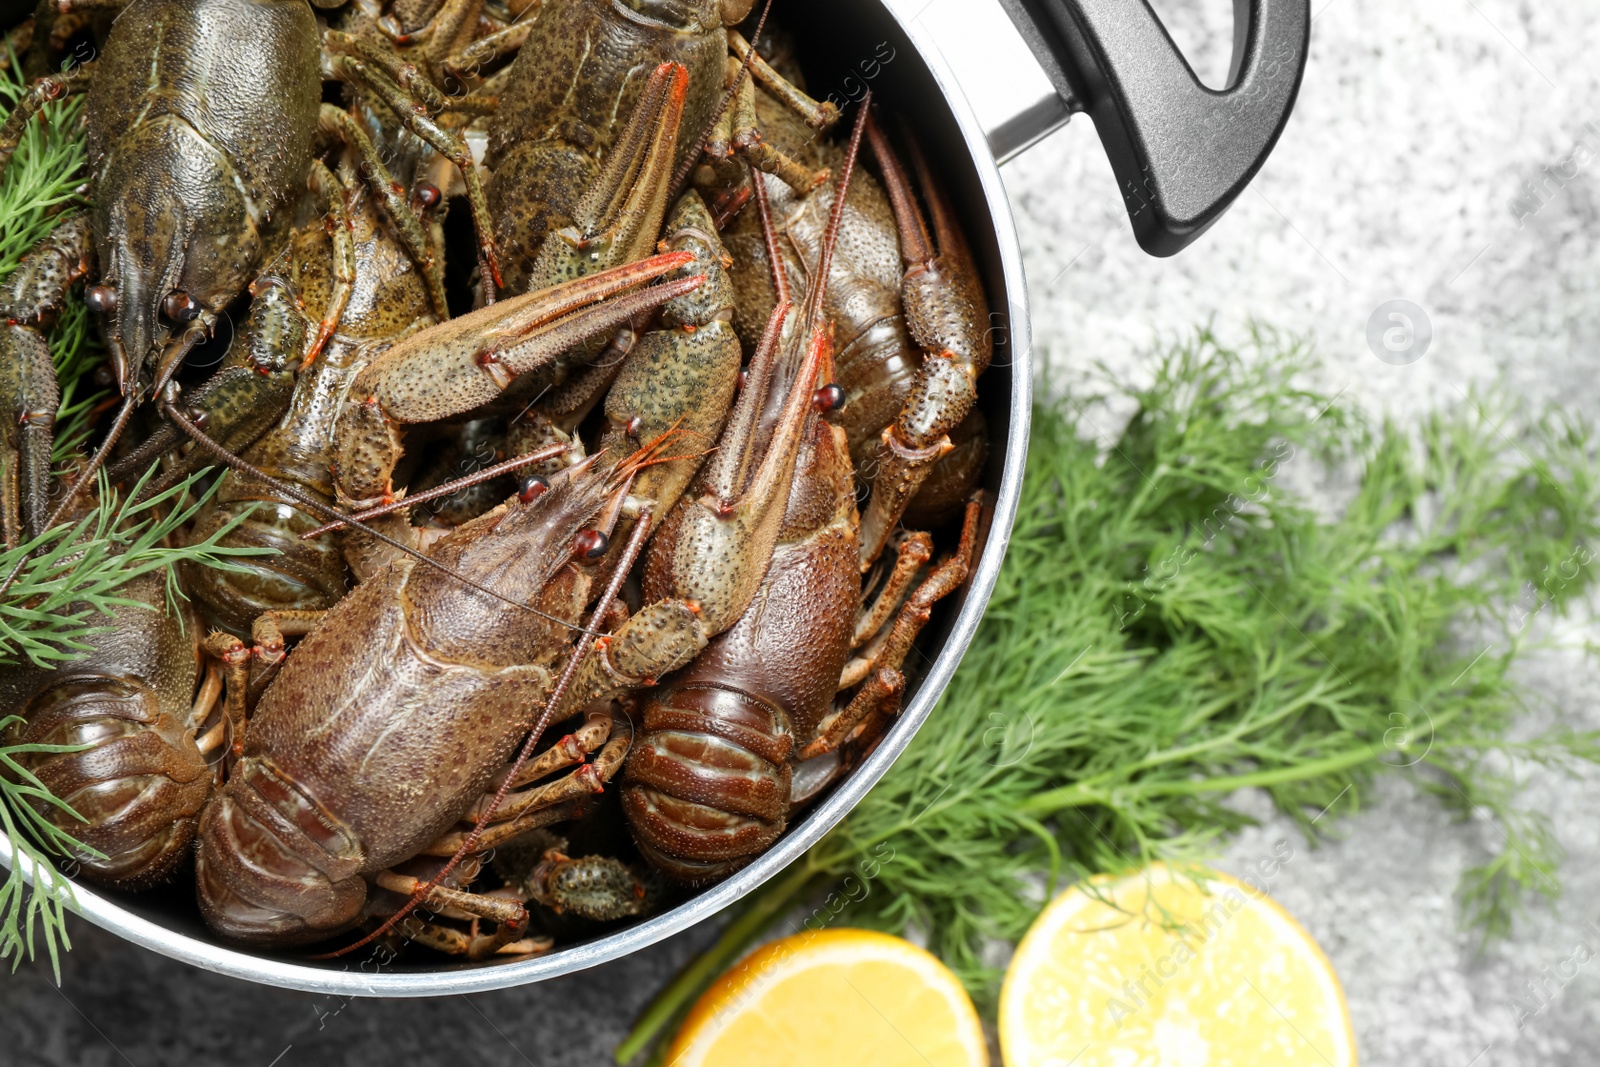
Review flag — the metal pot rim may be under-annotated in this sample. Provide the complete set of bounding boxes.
[0,5,1033,997]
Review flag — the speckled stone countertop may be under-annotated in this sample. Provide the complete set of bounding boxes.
[1003,1,1600,1063]
[5,1,1599,1064]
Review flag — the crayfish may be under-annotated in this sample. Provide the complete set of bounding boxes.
[0,0,993,960]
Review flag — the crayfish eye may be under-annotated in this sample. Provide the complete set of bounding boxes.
[518,474,549,503]
[85,285,117,314]
[162,290,201,324]
[574,529,609,560]
[412,181,441,211]
[624,415,644,439]
[812,383,847,413]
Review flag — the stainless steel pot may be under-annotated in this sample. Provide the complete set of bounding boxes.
[0,0,1309,995]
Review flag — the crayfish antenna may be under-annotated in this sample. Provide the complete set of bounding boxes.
[160,399,599,634]
[667,0,778,202]
[806,91,872,335]
[613,418,714,481]
[700,297,791,506]
[301,442,574,537]
[751,163,791,307]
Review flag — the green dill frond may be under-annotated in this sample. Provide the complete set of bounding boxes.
[0,467,272,668]
[48,299,109,470]
[0,710,106,979]
[833,337,1600,1001]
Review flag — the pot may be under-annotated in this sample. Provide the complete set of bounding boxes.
[0,0,1308,994]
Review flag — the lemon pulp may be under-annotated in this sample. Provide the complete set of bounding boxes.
[667,927,988,1067]
[1000,863,1355,1067]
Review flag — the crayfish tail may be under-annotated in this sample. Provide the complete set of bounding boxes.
[195,758,366,948]
[621,683,792,883]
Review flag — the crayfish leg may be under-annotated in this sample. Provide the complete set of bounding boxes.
[856,118,992,570]
[696,29,839,196]
[717,55,824,194]
[803,493,985,760]
[302,159,356,362]
[0,216,94,547]
[441,20,534,84]
[850,530,934,655]
[371,871,532,960]
[0,61,91,180]
[315,102,450,320]
[322,45,503,296]
[728,29,840,132]
[0,324,60,549]
[397,917,552,959]
[201,609,325,769]
[462,708,632,825]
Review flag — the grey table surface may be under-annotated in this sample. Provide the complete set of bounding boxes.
[6,0,1600,1064]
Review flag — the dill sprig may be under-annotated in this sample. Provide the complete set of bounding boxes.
[620,331,1600,1061]
[0,723,96,982]
[47,291,109,470]
[0,468,271,668]
[0,469,272,977]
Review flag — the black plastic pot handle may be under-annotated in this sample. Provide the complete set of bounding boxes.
[997,0,1311,256]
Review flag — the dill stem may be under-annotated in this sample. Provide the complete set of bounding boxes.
[1017,743,1382,816]
[1021,680,1472,820]
[1127,677,1344,772]
[1119,462,1169,521]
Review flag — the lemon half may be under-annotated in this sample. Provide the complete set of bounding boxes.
[666,927,988,1067]
[1000,863,1355,1067]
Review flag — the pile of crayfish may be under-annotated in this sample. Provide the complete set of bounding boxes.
[0,0,991,961]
